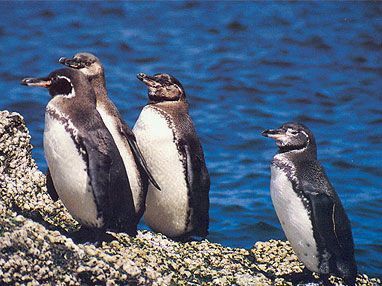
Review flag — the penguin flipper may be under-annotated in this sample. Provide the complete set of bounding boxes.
[119,124,161,191]
[82,130,137,235]
[182,142,210,237]
[306,190,357,283]
[46,168,59,202]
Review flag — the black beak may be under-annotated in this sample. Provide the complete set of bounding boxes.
[21,77,51,88]
[59,57,85,69]
[137,73,158,87]
[261,128,285,139]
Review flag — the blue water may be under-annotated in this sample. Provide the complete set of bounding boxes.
[0,1,381,278]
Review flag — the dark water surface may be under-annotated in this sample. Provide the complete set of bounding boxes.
[0,1,381,277]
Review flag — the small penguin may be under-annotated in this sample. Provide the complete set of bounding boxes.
[59,52,160,222]
[133,73,210,239]
[262,122,357,285]
[21,68,137,238]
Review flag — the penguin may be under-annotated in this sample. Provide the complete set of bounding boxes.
[133,72,210,239]
[58,52,160,223]
[262,122,357,285]
[21,68,137,238]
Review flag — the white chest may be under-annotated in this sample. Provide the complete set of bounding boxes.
[97,105,142,214]
[133,106,190,237]
[43,109,103,228]
[270,165,319,272]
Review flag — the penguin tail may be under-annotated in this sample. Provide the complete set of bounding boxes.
[342,271,357,286]
[193,227,209,239]
[186,224,209,240]
[336,258,357,286]
[107,216,138,237]
[109,225,137,237]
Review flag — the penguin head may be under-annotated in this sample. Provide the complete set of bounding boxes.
[137,72,186,102]
[59,52,103,79]
[21,68,95,103]
[262,122,316,153]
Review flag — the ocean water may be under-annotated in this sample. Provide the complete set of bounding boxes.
[0,1,381,278]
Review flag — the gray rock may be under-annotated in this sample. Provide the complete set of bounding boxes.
[0,111,380,286]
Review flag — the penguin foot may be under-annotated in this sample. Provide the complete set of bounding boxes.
[281,269,325,285]
[122,228,138,238]
[172,230,207,243]
[175,235,202,243]
[68,227,115,245]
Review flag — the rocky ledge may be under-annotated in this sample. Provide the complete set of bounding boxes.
[0,110,380,286]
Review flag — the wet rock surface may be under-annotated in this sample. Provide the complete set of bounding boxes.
[0,110,380,286]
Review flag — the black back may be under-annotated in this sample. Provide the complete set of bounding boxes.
[47,69,137,234]
[294,160,357,283]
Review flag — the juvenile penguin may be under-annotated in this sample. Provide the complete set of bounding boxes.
[262,122,357,285]
[59,52,160,222]
[21,68,137,238]
[133,73,210,239]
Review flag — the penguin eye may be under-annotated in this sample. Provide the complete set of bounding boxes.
[288,129,299,135]
[85,62,91,67]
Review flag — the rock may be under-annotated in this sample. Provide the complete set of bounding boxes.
[0,110,380,286]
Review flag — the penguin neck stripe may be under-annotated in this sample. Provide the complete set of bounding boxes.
[56,75,76,98]
[149,96,180,103]
[57,75,70,81]
[301,130,311,146]
[56,91,76,99]
[279,144,307,154]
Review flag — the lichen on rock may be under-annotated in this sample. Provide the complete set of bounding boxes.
[0,111,380,285]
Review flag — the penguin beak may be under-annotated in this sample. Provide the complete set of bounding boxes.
[21,77,52,88]
[261,128,286,139]
[59,57,85,69]
[137,73,160,88]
